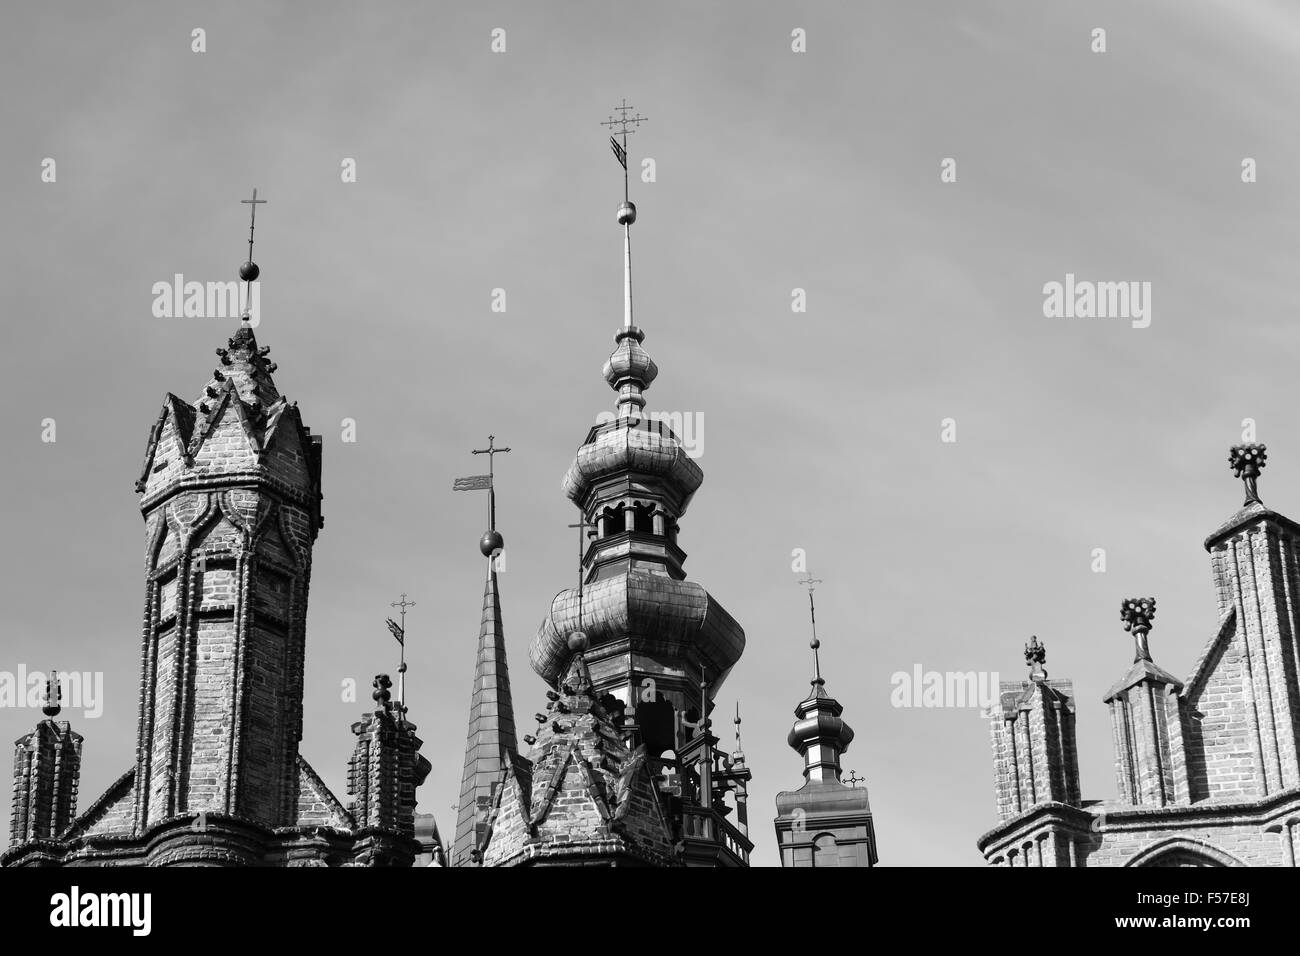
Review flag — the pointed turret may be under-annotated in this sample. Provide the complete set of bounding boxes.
[450,439,517,867]
[773,587,876,867]
[452,555,520,866]
[481,633,676,866]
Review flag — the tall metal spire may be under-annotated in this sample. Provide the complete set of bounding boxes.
[601,100,647,331]
[798,572,824,692]
[238,188,265,321]
[386,594,415,716]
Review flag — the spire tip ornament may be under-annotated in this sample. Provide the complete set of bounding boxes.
[238,187,266,321]
[1229,443,1267,506]
[798,573,824,689]
[1121,597,1157,663]
[1025,635,1047,681]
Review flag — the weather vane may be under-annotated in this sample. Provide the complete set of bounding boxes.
[471,435,511,533]
[600,98,647,201]
[238,188,265,320]
[454,435,512,566]
[386,593,415,715]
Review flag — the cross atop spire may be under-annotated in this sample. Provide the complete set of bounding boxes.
[387,593,415,715]
[600,99,647,202]
[798,573,825,691]
[238,188,266,321]
[601,98,649,139]
[471,434,511,539]
[600,103,647,331]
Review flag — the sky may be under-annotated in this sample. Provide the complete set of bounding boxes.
[2,0,1299,866]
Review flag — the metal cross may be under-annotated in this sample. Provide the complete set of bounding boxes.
[391,593,416,630]
[845,770,864,788]
[239,188,266,318]
[600,98,648,140]
[390,593,415,713]
[601,99,647,201]
[240,188,266,265]
[471,435,511,531]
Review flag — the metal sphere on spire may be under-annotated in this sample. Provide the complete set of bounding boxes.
[617,201,637,225]
[239,261,260,281]
[480,529,504,557]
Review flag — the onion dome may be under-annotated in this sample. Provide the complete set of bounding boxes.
[561,418,702,514]
[530,570,744,687]
[603,326,658,416]
[788,693,855,764]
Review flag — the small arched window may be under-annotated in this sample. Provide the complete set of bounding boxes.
[633,503,655,535]
[813,833,839,867]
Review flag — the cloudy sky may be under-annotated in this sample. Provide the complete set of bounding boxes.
[2,0,1298,866]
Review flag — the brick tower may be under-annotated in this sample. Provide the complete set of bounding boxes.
[9,672,82,846]
[979,444,1300,867]
[129,318,322,833]
[4,211,430,867]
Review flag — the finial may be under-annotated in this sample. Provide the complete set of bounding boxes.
[845,769,864,788]
[1024,635,1048,681]
[1229,443,1267,506]
[469,435,511,540]
[1120,597,1157,663]
[600,101,648,332]
[42,666,61,718]
[371,673,393,707]
[798,573,825,689]
[238,188,266,321]
[387,593,415,714]
[732,700,745,760]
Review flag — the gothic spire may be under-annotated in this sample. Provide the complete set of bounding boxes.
[451,447,519,867]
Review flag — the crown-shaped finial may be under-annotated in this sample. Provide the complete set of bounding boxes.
[1229,443,1267,506]
[1121,597,1157,663]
